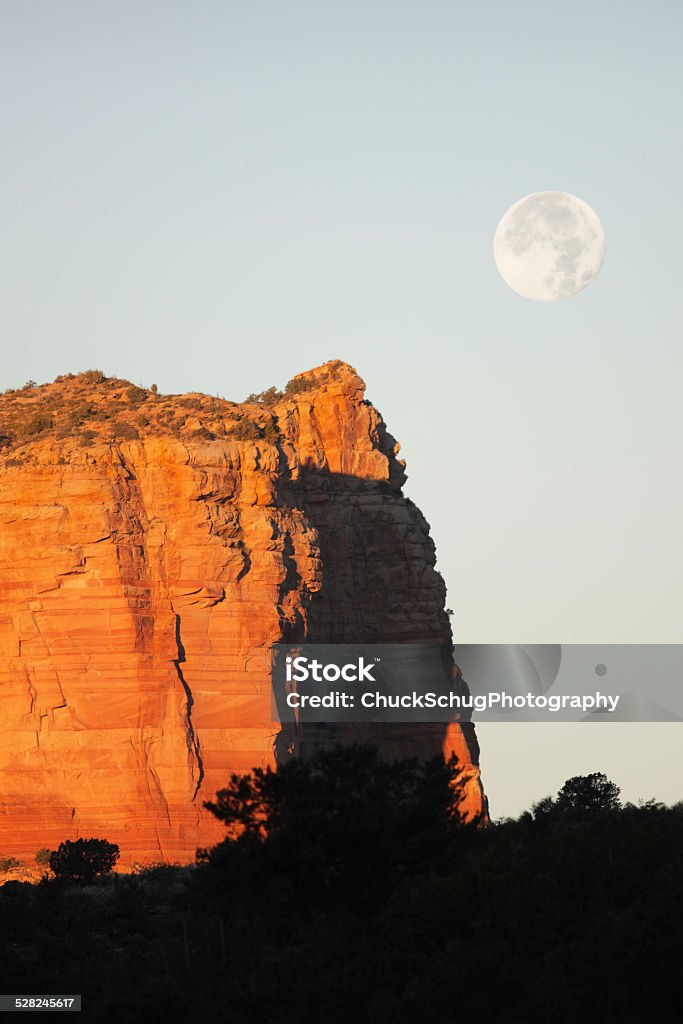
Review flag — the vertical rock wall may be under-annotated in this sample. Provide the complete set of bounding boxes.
[0,362,485,866]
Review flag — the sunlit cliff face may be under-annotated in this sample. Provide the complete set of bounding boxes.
[0,361,485,871]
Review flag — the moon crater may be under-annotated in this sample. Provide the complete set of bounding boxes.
[494,191,605,302]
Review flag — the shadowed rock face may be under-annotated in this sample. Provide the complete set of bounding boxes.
[0,361,486,867]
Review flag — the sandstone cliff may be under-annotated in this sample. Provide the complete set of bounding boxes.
[0,361,485,868]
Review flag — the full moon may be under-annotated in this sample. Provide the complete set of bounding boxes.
[493,191,605,301]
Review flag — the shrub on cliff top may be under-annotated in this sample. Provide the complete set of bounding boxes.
[49,838,119,883]
[246,373,325,407]
[246,385,283,406]
[284,375,319,396]
[82,370,107,384]
[123,386,148,406]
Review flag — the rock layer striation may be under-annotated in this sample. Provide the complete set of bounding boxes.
[0,362,485,866]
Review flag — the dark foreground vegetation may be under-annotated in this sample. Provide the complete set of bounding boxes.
[1,747,681,1023]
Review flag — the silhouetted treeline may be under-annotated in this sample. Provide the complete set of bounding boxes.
[1,747,681,1023]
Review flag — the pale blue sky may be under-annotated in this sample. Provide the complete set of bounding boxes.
[2,1,682,815]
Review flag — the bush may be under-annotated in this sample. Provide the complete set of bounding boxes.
[284,375,318,397]
[18,413,54,438]
[123,386,147,406]
[34,848,51,867]
[82,370,106,384]
[0,857,21,871]
[49,838,119,883]
[113,421,139,441]
[229,418,262,442]
[246,374,324,407]
[261,419,281,444]
[68,404,96,427]
[246,386,283,406]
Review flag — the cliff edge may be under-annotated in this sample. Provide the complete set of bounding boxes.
[0,361,485,867]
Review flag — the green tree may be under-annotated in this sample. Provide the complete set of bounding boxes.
[200,745,478,909]
[49,838,120,883]
[556,772,621,814]
[34,848,51,867]
[245,386,283,405]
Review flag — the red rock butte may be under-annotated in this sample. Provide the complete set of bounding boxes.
[0,361,486,868]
